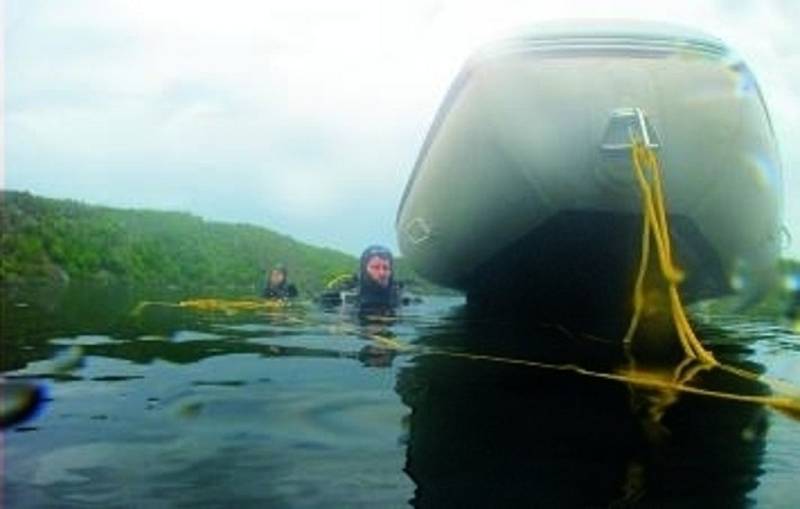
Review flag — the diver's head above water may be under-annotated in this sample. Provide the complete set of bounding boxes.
[267,264,287,289]
[358,245,397,309]
[363,249,393,288]
[360,245,394,288]
[263,263,298,299]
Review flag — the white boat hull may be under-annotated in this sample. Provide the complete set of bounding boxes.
[396,21,783,314]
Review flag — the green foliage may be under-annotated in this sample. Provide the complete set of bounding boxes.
[0,190,449,295]
[0,191,357,294]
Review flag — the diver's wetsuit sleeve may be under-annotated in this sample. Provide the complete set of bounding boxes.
[287,284,298,298]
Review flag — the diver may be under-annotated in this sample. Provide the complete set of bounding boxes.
[316,245,403,314]
[261,264,299,299]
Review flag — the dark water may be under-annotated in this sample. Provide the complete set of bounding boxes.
[2,283,800,508]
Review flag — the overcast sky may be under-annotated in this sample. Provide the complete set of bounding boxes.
[3,0,799,257]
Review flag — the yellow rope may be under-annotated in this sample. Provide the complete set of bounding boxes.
[177,298,290,312]
[325,273,356,289]
[624,141,716,364]
[132,298,293,316]
[360,333,413,351]
[622,161,652,345]
[615,141,800,414]
[435,350,800,416]
[350,338,800,420]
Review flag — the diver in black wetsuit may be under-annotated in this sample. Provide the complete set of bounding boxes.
[261,264,298,299]
[315,245,404,314]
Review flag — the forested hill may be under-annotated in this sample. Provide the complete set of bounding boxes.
[0,190,425,294]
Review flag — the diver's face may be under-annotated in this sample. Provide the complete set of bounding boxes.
[269,270,285,287]
[366,256,392,287]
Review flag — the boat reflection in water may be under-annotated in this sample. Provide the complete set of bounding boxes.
[396,312,769,508]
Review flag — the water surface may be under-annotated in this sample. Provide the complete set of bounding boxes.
[2,283,800,507]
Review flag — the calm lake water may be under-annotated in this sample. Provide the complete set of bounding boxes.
[2,283,800,508]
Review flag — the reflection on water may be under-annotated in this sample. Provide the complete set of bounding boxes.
[2,283,799,507]
[399,317,771,507]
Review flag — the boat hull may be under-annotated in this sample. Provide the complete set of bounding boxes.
[396,21,783,312]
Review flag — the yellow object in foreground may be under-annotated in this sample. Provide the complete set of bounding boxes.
[132,298,295,316]
[178,298,291,312]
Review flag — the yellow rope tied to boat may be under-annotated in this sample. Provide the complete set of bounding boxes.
[619,140,800,411]
[623,140,717,365]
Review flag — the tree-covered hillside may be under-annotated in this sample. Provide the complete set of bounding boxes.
[0,191,433,295]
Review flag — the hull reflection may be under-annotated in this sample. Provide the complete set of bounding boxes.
[397,319,769,507]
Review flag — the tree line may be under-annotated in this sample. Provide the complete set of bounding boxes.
[0,190,433,295]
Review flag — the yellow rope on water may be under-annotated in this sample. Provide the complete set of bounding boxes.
[132,298,293,316]
[178,298,291,312]
[435,351,800,416]
[325,273,356,289]
[351,338,800,420]
[361,333,413,351]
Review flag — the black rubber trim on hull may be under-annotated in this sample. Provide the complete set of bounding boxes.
[460,211,728,332]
